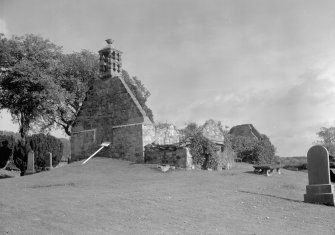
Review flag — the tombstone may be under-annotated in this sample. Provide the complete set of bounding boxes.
[185,147,194,170]
[25,150,35,174]
[304,145,335,206]
[45,152,52,170]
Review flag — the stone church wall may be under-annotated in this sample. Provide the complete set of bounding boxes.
[71,40,155,163]
[71,74,151,162]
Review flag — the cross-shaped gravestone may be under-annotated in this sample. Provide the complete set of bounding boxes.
[304,145,334,206]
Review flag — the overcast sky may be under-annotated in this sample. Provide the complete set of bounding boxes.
[1,0,335,157]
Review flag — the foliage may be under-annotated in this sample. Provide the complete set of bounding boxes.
[0,134,16,149]
[1,132,64,172]
[217,132,236,170]
[27,133,63,169]
[280,157,307,170]
[316,127,335,156]
[230,135,258,163]
[48,50,99,136]
[229,134,277,164]
[122,70,154,122]
[180,122,200,140]
[217,147,236,170]
[0,34,63,141]
[0,33,154,138]
[12,140,30,175]
[189,132,219,169]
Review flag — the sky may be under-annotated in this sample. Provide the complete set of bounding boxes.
[1,0,335,157]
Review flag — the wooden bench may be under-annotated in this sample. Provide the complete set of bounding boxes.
[253,165,281,176]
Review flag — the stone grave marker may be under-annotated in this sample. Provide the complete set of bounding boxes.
[26,150,35,174]
[304,145,334,206]
[45,152,52,170]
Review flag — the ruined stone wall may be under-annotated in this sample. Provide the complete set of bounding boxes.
[144,147,193,169]
[154,124,180,145]
[71,76,148,162]
[143,124,156,146]
[201,120,225,142]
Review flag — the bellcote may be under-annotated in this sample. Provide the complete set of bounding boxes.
[98,39,122,78]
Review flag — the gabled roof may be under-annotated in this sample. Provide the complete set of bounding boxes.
[229,124,262,140]
[118,76,153,125]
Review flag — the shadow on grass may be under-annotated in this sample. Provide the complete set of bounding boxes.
[239,190,303,203]
[30,183,75,188]
[0,174,14,179]
[244,171,257,175]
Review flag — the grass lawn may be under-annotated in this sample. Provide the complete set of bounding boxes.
[0,158,334,235]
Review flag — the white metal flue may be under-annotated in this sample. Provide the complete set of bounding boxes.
[82,142,111,165]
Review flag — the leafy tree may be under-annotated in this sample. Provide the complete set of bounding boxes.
[28,133,63,169]
[230,134,276,164]
[230,135,258,162]
[0,34,62,142]
[180,122,200,140]
[122,70,154,122]
[316,127,335,155]
[47,50,99,136]
[252,135,277,164]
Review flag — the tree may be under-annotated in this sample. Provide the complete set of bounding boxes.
[180,122,200,140]
[229,134,276,164]
[316,127,335,155]
[253,135,277,164]
[122,70,154,122]
[47,50,99,136]
[0,34,62,142]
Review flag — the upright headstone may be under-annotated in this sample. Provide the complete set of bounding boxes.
[304,145,334,206]
[26,150,35,174]
[45,152,52,170]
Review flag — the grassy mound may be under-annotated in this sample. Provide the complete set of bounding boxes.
[0,158,334,234]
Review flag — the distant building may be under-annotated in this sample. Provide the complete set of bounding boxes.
[229,124,262,140]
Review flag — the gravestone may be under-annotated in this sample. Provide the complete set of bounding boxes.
[304,145,334,206]
[26,150,35,174]
[45,152,52,170]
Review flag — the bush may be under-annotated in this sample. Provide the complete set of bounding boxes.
[281,157,307,170]
[189,132,219,169]
[0,134,16,149]
[13,140,30,175]
[27,134,64,168]
[229,134,277,164]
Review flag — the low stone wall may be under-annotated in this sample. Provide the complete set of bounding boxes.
[144,145,193,169]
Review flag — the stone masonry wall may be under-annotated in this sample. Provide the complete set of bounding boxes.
[71,75,149,162]
[143,123,156,146]
[154,124,180,145]
[144,147,193,169]
[109,124,143,162]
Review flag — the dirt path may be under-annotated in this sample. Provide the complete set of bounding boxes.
[0,159,334,234]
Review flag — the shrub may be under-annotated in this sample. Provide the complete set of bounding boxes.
[27,134,64,168]
[229,134,277,164]
[281,157,307,170]
[0,134,16,149]
[12,140,30,176]
[189,132,219,169]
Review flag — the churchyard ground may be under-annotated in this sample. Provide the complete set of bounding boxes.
[0,158,334,234]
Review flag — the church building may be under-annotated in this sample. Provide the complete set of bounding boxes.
[71,39,155,162]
